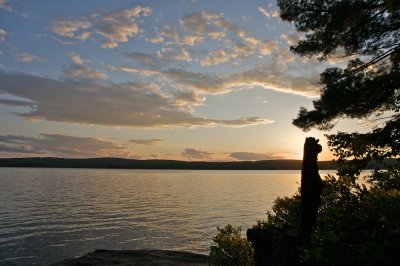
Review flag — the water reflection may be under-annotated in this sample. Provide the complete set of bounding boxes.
[0,168,332,265]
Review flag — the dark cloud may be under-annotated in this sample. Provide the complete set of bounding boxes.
[126,52,166,67]
[181,148,212,160]
[62,64,108,80]
[0,98,37,107]
[230,152,286,161]
[0,71,269,128]
[129,139,164,146]
[0,134,129,157]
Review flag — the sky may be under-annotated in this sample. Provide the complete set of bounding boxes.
[0,0,367,161]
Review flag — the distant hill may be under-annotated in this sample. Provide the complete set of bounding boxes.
[0,157,396,170]
[0,157,336,170]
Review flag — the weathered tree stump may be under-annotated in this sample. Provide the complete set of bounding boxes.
[247,137,322,265]
[299,137,322,246]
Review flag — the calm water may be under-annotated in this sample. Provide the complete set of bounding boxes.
[0,168,335,265]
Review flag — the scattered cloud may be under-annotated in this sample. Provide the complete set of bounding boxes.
[159,63,319,97]
[16,52,44,63]
[259,40,278,55]
[53,20,91,38]
[0,0,27,17]
[258,6,279,19]
[0,71,270,128]
[173,89,205,107]
[63,52,108,80]
[68,52,84,65]
[230,152,286,161]
[0,28,7,42]
[281,33,301,46]
[146,36,164,44]
[0,98,37,108]
[0,0,12,12]
[170,48,192,62]
[127,52,164,67]
[129,139,164,146]
[52,6,151,48]
[181,148,212,160]
[62,64,108,80]
[200,49,230,66]
[109,65,159,76]
[0,133,130,158]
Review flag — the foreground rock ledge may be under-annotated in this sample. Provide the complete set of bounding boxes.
[52,249,209,266]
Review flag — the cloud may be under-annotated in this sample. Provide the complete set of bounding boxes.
[181,148,212,160]
[16,52,44,63]
[200,50,230,66]
[258,6,279,19]
[173,89,205,107]
[159,12,240,49]
[230,152,286,161]
[281,33,301,46]
[0,98,37,108]
[0,28,7,42]
[0,143,43,154]
[95,22,139,46]
[146,36,164,44]
[68,52,84,65]
[0,0,27,17]
[178,11,242,42]
[113,48,320,98]
[62,64,108,80]
[127,52,164,67]
[0,0,11,12]
[207,31,225,40]
[53,20,91,38]
[109,65,159,76]
[52,6,151,48]
[177,11,278,63]
[63,52,107,80]
[138,11,278,66]
[258,6,271,18]
[170,48,191,62]
[259,40,278,55]
[0,71,270,128]
[160,63,319,97]
[129,139,164,146]
[0,134,130,157]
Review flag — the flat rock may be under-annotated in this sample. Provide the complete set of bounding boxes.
[52,249,209,266]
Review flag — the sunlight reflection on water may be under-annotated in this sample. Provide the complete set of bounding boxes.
[0,168,336,265]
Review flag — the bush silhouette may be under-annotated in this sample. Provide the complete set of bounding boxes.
[210,224,254,266]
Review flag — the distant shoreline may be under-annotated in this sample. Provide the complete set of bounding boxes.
[0,157,338,170]
[1,157,396,170]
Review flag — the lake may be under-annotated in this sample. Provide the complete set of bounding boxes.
[0,168,336,265]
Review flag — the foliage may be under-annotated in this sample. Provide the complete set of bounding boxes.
[263,192,301,228]
[210,224,254,266]
[263,171,400,265]
[277,0,400,171]
[271,1,400,264]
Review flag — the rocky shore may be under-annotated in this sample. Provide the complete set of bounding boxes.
[52,249,209,266]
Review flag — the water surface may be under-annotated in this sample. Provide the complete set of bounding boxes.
[0,168,335,265]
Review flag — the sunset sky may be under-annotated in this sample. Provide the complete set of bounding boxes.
[0,0,367,161]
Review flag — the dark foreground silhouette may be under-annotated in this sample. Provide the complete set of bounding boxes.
[247,137,323,265]
[299,137,322,245]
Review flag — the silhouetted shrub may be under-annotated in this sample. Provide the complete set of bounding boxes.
[263,171,400,265]
[210,224,254,266]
